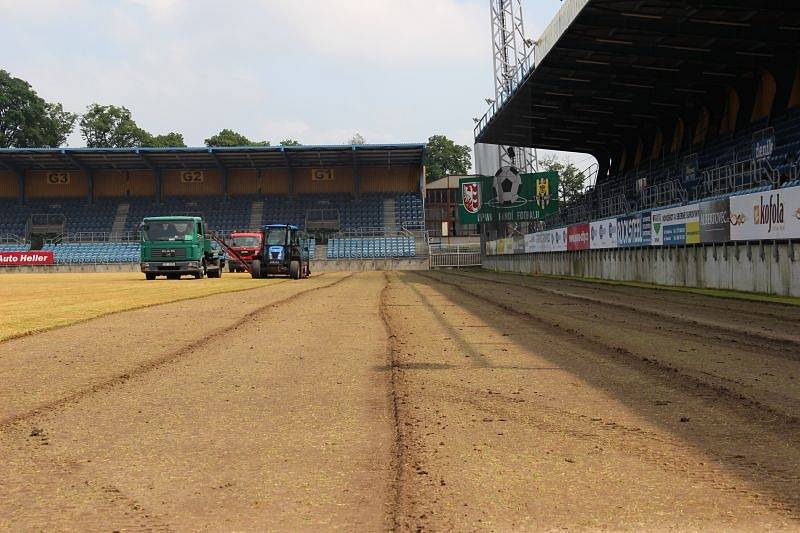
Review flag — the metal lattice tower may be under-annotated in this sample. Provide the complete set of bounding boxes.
[490,0,537,173]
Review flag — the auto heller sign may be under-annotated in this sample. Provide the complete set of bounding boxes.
[0,251,54,266]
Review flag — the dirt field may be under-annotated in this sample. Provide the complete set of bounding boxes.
[1,270,799,531]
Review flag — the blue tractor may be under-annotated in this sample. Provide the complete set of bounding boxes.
[250,224,311,279]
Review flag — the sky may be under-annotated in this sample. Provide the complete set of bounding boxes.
[0,0,593,170]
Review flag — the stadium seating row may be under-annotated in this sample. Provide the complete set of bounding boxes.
[326,237,416,259]
[0,193,424,239]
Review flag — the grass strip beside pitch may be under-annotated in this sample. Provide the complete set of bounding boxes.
[0,272,280,342]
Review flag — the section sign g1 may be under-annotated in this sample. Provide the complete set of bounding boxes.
[458,168,559,224]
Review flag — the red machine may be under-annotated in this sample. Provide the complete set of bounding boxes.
[226,231,263,272]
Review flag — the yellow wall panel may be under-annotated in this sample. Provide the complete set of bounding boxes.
[229,169,259,196]
[294,166,354,194]
[26,170,87,199]
[162,169,222,197]
[263,168,289,195]
[0,171,18,198]
[360,165,419,193]
[94,170,130,197]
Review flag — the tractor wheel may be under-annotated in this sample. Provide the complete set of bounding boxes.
[290,260,300,280]
[251,260,262,279]
[145,273,156,281]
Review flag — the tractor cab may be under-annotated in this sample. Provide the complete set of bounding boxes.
[251,224,311,279]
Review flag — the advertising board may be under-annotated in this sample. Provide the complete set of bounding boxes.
[0,251,54,266]
[567,223,590,251]
[730,186,800,241]
[651,204,700,246]
[699,199,731,243]
[590,218,617,249]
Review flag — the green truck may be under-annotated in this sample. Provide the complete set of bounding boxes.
[139,216,223,280]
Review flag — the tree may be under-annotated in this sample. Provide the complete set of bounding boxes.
[424,134,471,182]
[347,132,366,145]
[204,129,269,147]
[79,104,150,148]
[0,70,77,148]
[279,139,301,146]
[143,132,186,147]
[540,155,587,204]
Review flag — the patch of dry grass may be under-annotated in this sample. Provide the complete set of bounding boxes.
[0,272,281,341]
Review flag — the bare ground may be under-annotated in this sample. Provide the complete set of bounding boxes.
[2,269,800,531]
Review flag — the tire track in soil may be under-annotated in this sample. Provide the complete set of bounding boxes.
[0,273,353,429]
[411,270,800,517]
[416,271,800,426]
[379,272,405,532]
[450,270,800,354]
[428,384,800,519]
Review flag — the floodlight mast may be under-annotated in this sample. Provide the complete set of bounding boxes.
[490,0,538,173]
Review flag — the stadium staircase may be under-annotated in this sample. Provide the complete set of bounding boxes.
[249,200,264,230]
[110,203,129,236]
[382,197,397,232]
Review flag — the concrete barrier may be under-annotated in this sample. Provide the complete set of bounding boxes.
[483,241,800,297]
[0,259,431,274]
[311,258,429,272]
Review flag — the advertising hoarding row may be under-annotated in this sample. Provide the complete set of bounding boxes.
[0,251,54,266]
[485,185,800,256]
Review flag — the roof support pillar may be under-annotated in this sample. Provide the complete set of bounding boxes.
[352,147,360,198]
[86,169,94,205]
[155,170,162,205]
[16,169,25,206]
[282,148,294,199]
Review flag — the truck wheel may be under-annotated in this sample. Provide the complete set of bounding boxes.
[251,259,262,279]
[290,260,300,279]
[146,273,156,281]
[167,273,180,280]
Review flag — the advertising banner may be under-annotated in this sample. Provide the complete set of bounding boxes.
[458,169,559,224]
[617,212,651,247]
[567,223,590,251]
[0,251,54,266]
[590,218,618,249]
[513,235,526,254]
[487,240,497,256]
[699,199,731,243]
[730,186,800,241]
[651,204,700,246]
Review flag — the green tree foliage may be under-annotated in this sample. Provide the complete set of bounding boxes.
[279,139,301,146]
[143,132,186,147]
[205,129,269,147]
[0,70,77,148]
[540,155,588,204]
[347,132,366,145]
[79,104,151,148]
[424,134,471,182]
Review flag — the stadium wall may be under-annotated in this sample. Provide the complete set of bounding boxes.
[483,242,800,297]
[0,170,18,198]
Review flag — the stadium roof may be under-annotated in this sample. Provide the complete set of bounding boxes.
[474,0,800,157]
[0,144,425,172]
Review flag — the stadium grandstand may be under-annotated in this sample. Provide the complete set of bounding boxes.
[475,0,800,229]
[0,144,426,264]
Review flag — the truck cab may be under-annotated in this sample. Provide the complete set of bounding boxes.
[251,224,311,279]
[139,216,223,280]
[226,231,262,272]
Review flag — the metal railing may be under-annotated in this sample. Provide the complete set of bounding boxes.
[429,244,482,269]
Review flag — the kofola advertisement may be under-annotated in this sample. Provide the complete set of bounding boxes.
[0,251,54,266]
[729,186,800,241]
